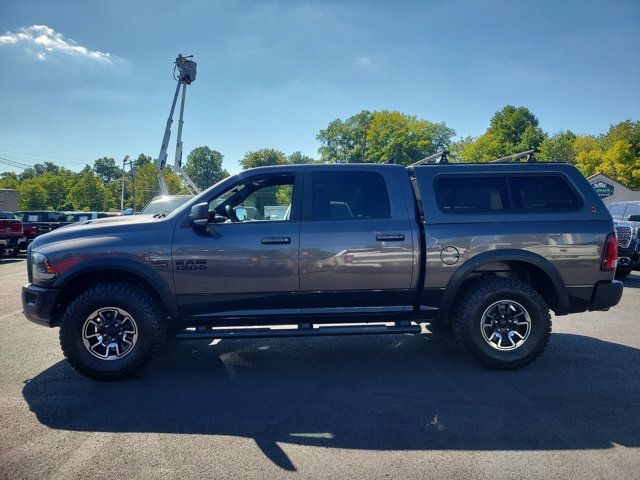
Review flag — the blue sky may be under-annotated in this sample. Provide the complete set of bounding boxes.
[0,0,638,175]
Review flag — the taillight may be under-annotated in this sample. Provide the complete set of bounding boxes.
[601,233,618,271]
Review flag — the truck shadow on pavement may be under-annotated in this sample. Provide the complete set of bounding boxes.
[22,332,640,471]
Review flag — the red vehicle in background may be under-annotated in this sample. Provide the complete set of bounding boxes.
[16,211,71,250]
[0,211,26,257]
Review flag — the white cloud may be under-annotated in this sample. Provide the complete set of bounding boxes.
[0,25,118,64]
[355,56,371,68]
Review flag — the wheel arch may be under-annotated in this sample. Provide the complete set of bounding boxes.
[50,260,179,326]
[438,249,569,321]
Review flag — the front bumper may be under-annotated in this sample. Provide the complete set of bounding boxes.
[589,280,624,311]
[617,238,640,270]
[22,283,61,327]
[0,236,26,248]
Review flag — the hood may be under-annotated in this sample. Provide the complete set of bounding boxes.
[30,214,164,250]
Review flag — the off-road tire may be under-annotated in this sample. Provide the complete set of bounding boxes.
[60,282,166,380]
[452,277,551,369]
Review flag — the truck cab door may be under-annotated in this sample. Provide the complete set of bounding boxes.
[298,167,417,319]
[172,170,303,323]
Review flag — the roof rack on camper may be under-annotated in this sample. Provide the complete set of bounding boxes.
[411,150,450,166]
[489,149,538,164]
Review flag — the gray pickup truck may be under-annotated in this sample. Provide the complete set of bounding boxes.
[22,161,623,379]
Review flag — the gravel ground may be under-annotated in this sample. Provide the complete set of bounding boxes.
[1,255,639,479]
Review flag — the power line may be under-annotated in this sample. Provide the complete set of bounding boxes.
[0,148,94,164]
[0,156,33,169]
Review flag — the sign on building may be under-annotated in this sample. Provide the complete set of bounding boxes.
[591,181,614,199]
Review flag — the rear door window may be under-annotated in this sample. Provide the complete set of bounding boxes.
[310,171,391,221]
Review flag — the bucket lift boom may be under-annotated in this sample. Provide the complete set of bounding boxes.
[157,54,201,195]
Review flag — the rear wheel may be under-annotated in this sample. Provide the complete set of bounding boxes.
[452,277,551,369]
[60,283,166,380]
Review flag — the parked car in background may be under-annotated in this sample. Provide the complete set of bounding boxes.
[0,211,25,256]
[65,212,120,223]
[140,195,193,216]
[17,211,71,249]
[608,201,640,278]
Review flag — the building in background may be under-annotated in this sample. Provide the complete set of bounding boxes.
[588,173,640,206]
[0,189,18,211]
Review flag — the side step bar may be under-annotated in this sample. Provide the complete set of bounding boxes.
[176,323,422,341]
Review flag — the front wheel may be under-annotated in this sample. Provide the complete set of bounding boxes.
[60,283,166,380]
[452,277,551,369]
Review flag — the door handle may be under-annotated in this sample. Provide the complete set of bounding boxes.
[376,234,405,242]
[261,237,291,245]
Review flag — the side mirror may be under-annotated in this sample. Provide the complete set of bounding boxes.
[628,215,640,222]
[189,202,209,226]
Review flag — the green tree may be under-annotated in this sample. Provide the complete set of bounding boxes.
[458,105,547,162]
[288,151,317,164]
[239,148,289,169]
[133,162,186,209]
[575,137,640,188]
[317,111,373,163]
[489,105,545,148]
[448,136,475,162]
[93,157,121,184]
[365,111,455,165]
[39,172,74,210]
[317,110,455,165]
[539,130,577,163]
[458,132,505,162]
[0,171,19,189]
[184,147,229,189]
[133,153,153,169]
[66,171,109,211]
[19,161,62,181]
[599,120,640,157]
[18,181,48,209]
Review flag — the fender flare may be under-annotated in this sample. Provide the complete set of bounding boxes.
[53,257,179,320]
[438,249,569,319]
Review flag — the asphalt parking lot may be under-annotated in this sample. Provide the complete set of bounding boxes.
[0,255,639,479]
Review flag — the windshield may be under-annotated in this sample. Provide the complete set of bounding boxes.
[141,196,192,215]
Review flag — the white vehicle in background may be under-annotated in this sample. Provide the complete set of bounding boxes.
[65,212,120,223]
[140,195,193,216]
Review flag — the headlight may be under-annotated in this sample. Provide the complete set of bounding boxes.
[31,252,57,286]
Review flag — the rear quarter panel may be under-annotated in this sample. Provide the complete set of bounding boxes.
[411,163,615,290]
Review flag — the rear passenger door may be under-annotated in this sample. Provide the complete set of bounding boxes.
[298,168,416,317]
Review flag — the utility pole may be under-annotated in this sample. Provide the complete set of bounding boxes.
[120,155,129,213]
[120,156,136,213]
[131,162,136,213]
